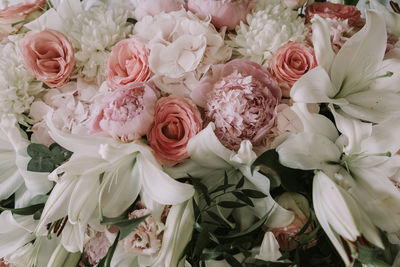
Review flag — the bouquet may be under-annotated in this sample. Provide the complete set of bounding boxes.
[0,0,399,266]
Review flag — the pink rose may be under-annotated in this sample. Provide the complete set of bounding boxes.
[269,192,317,251]
[270,42,317,97]
[121,208,161,256]
[191,59,281,151]
[148,95,202,167]
[82,231,111,266]
[90,82,158,142]
[187,0,255,30]
[105,38,151,91]
[305,2,361,25]
[134,0,185,21]
[0,0,46,37]
[19,29,75,88]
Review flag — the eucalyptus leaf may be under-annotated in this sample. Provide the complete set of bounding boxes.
[0,203,44,215]
[27,143,51,158]
[27,158,54,172]
[50,143,73,165]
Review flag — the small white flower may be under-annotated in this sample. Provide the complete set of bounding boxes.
[227,0,308,65]
[0,40,43,124]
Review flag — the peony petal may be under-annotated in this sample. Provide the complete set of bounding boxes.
[332,11,387,98]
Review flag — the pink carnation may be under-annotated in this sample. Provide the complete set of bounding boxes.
[105,38,151,90]
[148,95,202,167]
[134,0,185,21]
[305,2,362,25]
[0,0,46,37]
[121,209,161,256]
[187,0,255,30]
[270,42,317,97]
[19,29,75,88]
[82,231,111,266]
[191,59,281,151]
[90,82,158,142]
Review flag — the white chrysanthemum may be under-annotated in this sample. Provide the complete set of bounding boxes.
[26,0,133,85]
[0,40,43,124]
[66,5,133,85]
[227,0,308,65]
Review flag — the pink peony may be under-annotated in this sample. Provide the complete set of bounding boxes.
[0,0,46,38]
[270,42,317,97]
[134,0,185,21]
[105,38,151,91]
[121,209,161,256]
[187,0,255,30]
[269,192,317,251]
[90,82,158,142]
[19,29,75,88]
[82,231,111,266]
[191,59,281,151]
[148,95,202,167]
[305,2,362,25]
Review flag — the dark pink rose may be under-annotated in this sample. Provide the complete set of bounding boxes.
[148,95,202,167]
[19,29,75,88]
[191,59,281,151]
[105,38,151,91]
[134,0,185,20]
[0,0,46,37]
[90,82,158,142]
[270,42,317,97]
[187,0,255,30]
[305,2,361,25]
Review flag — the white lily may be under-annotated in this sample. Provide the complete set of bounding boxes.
[165,123,294,229]
[0,115,53,208]
[35,113,194,253]
[313,171,383,266]
[290,11,400,123]
[368,0,400,37]
[277,103,400,244]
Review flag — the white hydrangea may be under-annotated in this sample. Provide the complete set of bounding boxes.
[0,40,43,124]
[26,0,134,85]
[227,0,308,65]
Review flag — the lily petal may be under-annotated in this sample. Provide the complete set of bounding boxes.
[255,232,282,262]
[370,0,400,36]
[311,15,335,72]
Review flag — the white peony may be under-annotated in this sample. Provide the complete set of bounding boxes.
[227,0,308,65]
[0,39,43,124]
[134,9,232,96]
[26,0,134,85]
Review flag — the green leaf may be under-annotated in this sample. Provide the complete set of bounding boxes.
[192,178,211,206]
[210,184,235,195]
[236,176,245,189]
[49,143,73,166]
[252,150,308,192]
[206,211,231,228]
[0,203,44,216]
[126,17,137,24]
[101,214,149,240]
[208,232,220,245]
[246,260,293,267]
[27,158,55,172]
[225,254,242,267]
[218,207,273,240]
[27,144,51,158]
[217,201,247,209]
[194,229,211,257]
[193,199,201,222]
[241,189,267,199]
[98,231,120,267]
[224,171,228,186]
[232,192,254,207]
[344,0,359,6]
[200,251,223,261]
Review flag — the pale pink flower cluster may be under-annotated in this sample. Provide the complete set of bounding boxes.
[30,80,99,146]
[134,0,186,20]
[82,231,112,266]
[121,209,161,256]
[192,59,281,151]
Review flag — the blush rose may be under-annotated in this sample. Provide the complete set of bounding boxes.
[148,95,202,167]
[305,2,362,25]
[19,29,75,88]
[105,38,151,90]
[270,41,317,97]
